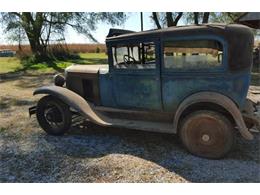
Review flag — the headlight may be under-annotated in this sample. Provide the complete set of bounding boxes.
[54,74,65,86]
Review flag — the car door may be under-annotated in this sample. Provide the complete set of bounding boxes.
[110,39,162,110]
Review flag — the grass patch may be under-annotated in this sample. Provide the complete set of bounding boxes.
[0,127,7,132]
[0,57,23,73]
[0,53,108,74]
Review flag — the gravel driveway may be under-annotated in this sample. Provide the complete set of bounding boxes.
[0,73,260,182]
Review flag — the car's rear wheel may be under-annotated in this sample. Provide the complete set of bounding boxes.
[36,95,71,135]
[179,110,235,159]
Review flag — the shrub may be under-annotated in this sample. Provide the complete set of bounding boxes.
[96,47,100,53]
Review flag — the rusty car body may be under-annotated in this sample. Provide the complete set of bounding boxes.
[30,24,259,159]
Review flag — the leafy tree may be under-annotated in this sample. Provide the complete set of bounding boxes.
[184,12,211,24]
[0,12,126,59]
[151,12,245,29]
[210,12,245,23]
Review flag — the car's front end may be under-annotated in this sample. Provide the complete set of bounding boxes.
[51,64,109,105]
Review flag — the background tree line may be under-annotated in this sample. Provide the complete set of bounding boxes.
[151,12,244,28]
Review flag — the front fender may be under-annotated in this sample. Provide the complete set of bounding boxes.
[33,86,111,126]
[173,92,253,140]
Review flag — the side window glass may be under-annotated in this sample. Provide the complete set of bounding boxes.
[112,42,156,69]
[163,40,223,69]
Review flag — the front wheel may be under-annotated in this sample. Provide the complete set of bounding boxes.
[36,95,72,135]
[179,110,235,159]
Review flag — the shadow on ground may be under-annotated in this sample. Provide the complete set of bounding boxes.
[0,96,36,110]
[37,121,260,182]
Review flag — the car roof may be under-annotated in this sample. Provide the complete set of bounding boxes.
[106,23,251,40]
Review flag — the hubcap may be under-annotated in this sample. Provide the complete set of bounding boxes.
[202,134,210,142]
[43,103,64,129]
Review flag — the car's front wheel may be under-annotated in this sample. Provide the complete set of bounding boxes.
[36,95,72,135]
[179,110,235,159]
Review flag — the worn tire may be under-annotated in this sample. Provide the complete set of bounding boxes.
[36,95,72,136]
[179,110,235,159]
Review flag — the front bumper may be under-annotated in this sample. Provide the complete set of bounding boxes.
[29,106,36,117]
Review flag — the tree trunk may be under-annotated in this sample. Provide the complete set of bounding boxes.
[166,12,174,27]
[27,34,45,59]
[166,12,183,27]
[152,12,161,29]
[20,12,46,59]
[173,12,183,26]
[202,12,210,23]
[194,12,199,24]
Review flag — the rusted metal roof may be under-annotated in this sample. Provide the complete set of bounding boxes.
[106,24,250,40]
[106,24,228,40]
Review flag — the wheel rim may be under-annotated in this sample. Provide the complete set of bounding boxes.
[183,114,228,157]
[43,102,65,130]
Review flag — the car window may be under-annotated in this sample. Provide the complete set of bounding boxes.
[163,40,223,70]
[112,42,156,69]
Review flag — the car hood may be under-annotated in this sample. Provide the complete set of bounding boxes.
[65,64,109,74]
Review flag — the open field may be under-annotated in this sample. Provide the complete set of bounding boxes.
[0,44,106,55]
[0,57,22,74]
[0,53,107,74]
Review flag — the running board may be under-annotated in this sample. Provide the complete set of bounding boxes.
[104,118,174,133]
[93,106,174,133]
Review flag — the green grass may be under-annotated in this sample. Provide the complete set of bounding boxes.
[0,57,23,73]
[0,53,108,74]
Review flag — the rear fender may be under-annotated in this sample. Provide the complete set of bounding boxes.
[33,86,110,126]
[173,92,253,140]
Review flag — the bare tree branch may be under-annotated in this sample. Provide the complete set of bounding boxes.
[152,12,162,29]
[173,12,183,26]
[166,12,174,27]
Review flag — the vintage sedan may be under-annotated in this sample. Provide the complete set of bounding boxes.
[29,24,259,159]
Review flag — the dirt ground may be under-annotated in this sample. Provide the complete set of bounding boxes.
[0,72,260,183]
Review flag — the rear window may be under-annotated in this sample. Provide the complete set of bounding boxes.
[163,40,223,70]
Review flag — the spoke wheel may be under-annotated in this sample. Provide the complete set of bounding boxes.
[36,95,71,136]
[179,110,235,159]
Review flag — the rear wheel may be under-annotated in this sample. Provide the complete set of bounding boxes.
[36,95,72,135]
[179,110,235,159]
